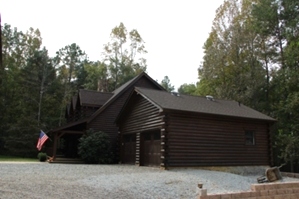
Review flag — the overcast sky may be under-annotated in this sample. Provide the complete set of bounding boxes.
[1,0,224,90]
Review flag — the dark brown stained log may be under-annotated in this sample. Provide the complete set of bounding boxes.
[66,106,99,122]
[117,88,273,168]
[119,96,163,134]
[88,76,163,157]
[117,93,164,167]
[165,111,271,167]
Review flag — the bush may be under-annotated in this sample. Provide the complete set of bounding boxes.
[37,152,47,162]
[78,130,113,164]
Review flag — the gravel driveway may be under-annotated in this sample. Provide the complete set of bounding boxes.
[0,162,298,199]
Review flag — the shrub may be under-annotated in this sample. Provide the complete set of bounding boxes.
[37,152,47,162]
[78,130,113,164]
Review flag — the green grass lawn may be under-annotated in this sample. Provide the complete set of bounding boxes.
[0,155,38,162]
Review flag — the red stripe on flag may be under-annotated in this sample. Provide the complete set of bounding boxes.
[36,131,49,151]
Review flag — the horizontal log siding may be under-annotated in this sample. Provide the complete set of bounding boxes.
[119,95,164,134]
[88,77,163,158]
[166,112,271,167]
[119,94,164,167]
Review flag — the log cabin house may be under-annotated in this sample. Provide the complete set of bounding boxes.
[49,72,275,169]
[49,72,165,159]
[116,87,276,169]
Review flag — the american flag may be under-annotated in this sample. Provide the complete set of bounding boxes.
[36,130,49,151]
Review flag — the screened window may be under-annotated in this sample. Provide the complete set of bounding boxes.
[245,131,255,145]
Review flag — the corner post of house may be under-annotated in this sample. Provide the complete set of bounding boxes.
[160,128,166,169]
[135,132,141,166]
[160,111,168,169]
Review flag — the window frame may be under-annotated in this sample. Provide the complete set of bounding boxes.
[245,130,255,145]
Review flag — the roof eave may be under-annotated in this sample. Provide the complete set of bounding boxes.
[160,108,276,123]
[49,118,88,133]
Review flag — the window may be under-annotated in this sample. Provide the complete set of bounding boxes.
[245,131,255,145]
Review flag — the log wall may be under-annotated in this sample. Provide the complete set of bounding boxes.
[88,77,163,159]
[118,94,164,165]
[166,111,271,167]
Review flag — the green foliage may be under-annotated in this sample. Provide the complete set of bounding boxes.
[0,22,148,158]
[55,43,88,126]
[102,22,147,91]
[78,130,113,164]
[198,0,266,107]
[21,48,57,127]
[84,61,110,91]
[178,83,197,95]
[0,24,64,157]
[160,76,175,92]
[37,152,47,162]
[275,131,299,172]
[197,0,299,171]
[4,138,37,158]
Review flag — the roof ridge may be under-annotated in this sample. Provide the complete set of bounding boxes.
[79,89,112,94]
[135,87,243,103]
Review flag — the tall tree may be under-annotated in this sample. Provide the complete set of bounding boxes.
[21,48,56,127]
[252,0,299,171]
[0,24,42,128]
[55,43,87,126]
[160,76,175,92]
[198,0,266,109]
[198,0,299,171]
[83,61,111,92]
[0,24,46,156]
[102,22,147,91]
[178,83,197,95]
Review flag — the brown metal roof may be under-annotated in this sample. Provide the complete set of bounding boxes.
[79,89,113,107]
[135,87,276,122]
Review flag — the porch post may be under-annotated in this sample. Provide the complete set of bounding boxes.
[53,132,58,160]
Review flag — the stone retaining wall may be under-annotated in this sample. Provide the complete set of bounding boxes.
[198,182,299,199]
[281,172,299,178]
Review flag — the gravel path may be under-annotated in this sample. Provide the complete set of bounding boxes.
[0,162,298,199]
